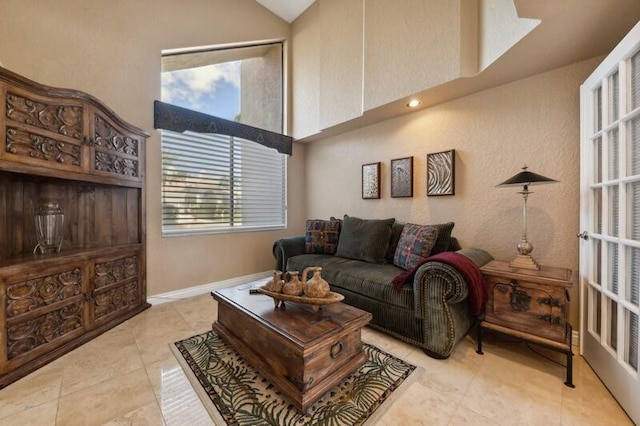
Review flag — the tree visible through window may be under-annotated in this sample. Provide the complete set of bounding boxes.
[160,42,286,235]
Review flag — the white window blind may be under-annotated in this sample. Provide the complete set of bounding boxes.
[162,130,286,235]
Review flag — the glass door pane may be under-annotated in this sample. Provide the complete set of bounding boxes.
[580,22,640,424]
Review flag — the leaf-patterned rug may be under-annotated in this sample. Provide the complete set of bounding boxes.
[171,330,418,425]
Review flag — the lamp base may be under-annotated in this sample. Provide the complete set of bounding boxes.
[509,254,540,271]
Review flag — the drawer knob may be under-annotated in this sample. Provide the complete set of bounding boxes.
[330,341,343,359]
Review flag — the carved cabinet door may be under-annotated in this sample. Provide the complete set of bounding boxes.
[87,108,143,183]
[2,263,85,373]
[88,250,141,328]
[0,84,85,174]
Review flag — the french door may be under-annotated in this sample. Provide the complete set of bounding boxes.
[579,21,640,424]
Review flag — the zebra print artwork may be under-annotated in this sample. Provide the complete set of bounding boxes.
[427,149,455,196]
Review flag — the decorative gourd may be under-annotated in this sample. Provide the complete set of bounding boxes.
[302,267,330,298]
[282,271,304,296]
[264,270,284,293]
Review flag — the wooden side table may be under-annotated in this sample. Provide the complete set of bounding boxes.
[476,260,575,387]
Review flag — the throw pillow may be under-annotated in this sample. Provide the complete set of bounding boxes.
[305,219,341,254]
[393,223,439,270]
[431,221,455,254]
[335,215,395,264]
[385,221,405,263]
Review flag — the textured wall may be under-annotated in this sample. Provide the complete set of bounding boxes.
[241,44,283,133]
[319,0,364,129]
[478,0,539,71]
[291,1,321,139]
[364,0,463,110]
[0,0,306,296]
[304,58,602,328]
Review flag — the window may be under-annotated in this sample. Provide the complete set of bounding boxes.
[160,42,286,236]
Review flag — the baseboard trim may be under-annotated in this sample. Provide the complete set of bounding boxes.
[147,271,271,305]
[572,329,580,348]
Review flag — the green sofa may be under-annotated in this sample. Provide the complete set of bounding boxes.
[273,219,492,359]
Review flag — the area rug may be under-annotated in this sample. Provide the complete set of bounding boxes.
[171,330,418,425]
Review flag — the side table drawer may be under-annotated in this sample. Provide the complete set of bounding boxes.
[484,275,569,343]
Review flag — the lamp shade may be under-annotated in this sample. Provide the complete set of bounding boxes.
[498,166,558,187]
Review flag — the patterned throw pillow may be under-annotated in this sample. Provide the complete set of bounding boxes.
[393,223,439,270]
[305,219,341,254]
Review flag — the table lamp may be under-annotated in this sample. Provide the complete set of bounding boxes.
[498,165,558,270]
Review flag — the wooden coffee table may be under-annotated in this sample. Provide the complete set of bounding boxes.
[211,285,372,413]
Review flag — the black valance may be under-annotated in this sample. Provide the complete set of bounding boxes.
[153,100,292,155]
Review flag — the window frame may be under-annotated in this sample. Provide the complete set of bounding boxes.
[160,41,287,237]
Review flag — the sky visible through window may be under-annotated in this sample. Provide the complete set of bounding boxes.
[161,61,241,121]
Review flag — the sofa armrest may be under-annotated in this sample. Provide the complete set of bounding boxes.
[412,248,492,357]
[273,236,306,271]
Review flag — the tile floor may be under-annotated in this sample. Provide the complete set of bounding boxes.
[0,286,633,426]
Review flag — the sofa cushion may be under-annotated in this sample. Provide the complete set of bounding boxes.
[286,254,413,310]
[385,221,405,263]
[335,215,394,264]
[431,221,455,254]
[393,223,439,270]
[304,219,341,254]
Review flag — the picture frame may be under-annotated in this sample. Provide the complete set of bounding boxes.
[390,156,413,198]
[427,149,455,196]
[362,162,381,199]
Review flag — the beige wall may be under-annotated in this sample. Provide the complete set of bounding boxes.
[241,44,283,133]
[0,0,306,295]
[364,0,467,110]
[478,0,539,71]
[291,1,321,139]
[304,57,601,327]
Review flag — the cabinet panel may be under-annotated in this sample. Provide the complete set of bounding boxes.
[90,112,141,181]
[7,301,84,362]
[90,251,140,325]
[5,91,83,140]
[5,127,83,171]
[6,267,82,318]
[92,281,139,324]
[92,254,138,289]
[2,89,85,173]
[4,263,86,368]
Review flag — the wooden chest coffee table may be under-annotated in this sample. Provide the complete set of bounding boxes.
[211,285,372,413]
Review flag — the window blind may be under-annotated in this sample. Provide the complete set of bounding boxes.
[161,130,286,235]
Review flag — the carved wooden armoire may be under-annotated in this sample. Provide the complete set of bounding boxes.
[0,67,150,388]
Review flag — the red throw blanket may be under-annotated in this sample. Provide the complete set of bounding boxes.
[391,251,487,316]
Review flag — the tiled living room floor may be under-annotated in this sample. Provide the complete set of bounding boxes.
[0,289,633,425]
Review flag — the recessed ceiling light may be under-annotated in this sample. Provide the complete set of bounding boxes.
[406,99,421,108]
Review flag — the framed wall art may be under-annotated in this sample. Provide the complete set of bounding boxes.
[391,156,413,198]
[427,149,455,196]
[362,162,380,199]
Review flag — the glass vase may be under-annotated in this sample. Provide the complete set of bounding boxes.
[34,201,64,254]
